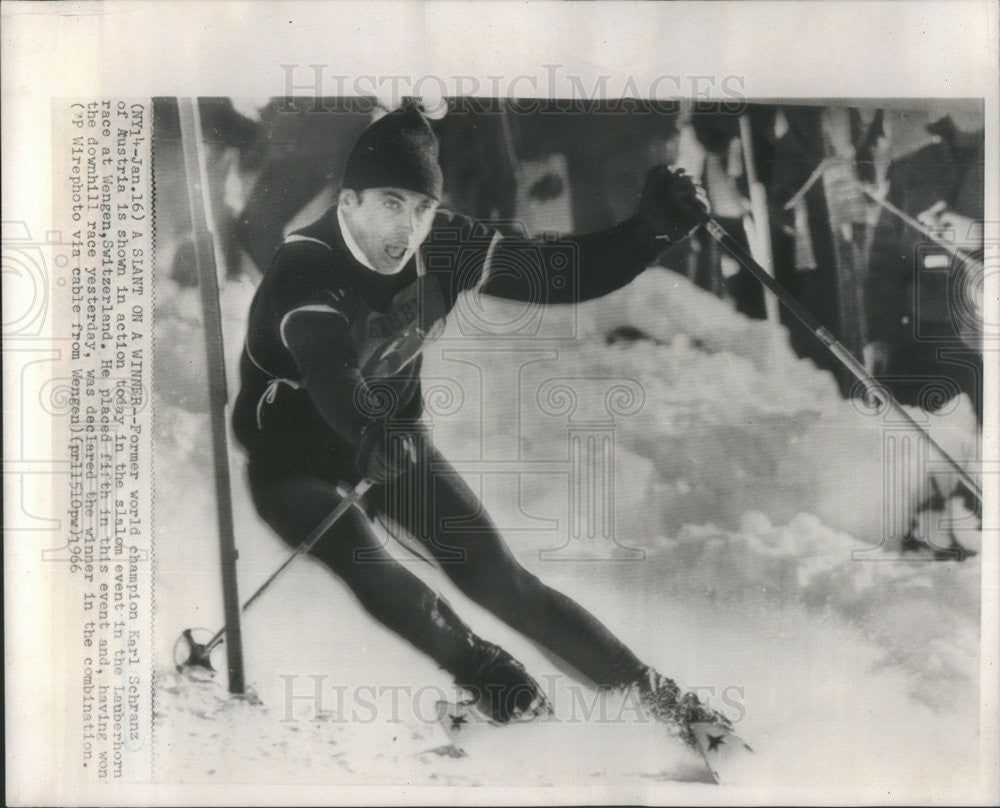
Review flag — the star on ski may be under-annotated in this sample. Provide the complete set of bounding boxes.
[449,713,468,731]
[705,733,726,752]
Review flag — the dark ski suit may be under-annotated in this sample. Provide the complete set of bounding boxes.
[233,205,661,687]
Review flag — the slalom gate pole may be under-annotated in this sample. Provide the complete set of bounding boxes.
[690,217,982,502]
[177,98,246,693]
[737,114,781,327]
[184,479,374,667]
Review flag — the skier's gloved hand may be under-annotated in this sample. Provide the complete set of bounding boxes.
[354,421,417,485]
[637,165,710,243]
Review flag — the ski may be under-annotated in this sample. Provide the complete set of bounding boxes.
[426,699,546,759]
[690,721,755,785]
[430,699,753,784]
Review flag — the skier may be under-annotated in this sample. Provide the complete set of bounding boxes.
[232,102,731,738]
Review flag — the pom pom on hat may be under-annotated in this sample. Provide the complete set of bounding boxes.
[342,99,444,200]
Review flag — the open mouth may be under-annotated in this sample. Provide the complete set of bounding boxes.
[385,245,407,261]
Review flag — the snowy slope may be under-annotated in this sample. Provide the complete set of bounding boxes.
[151,263,982,795]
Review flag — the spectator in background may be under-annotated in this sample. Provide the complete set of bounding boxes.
[862,105,984,422]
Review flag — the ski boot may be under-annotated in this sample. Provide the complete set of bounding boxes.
[454,640,552,724]
[632,666,753,783]
[633,666,734,747]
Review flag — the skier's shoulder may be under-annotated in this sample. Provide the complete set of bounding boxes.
[260,246,357,325]
[427,208,497,244]
[274,211,340,266]
[267,215,355,294]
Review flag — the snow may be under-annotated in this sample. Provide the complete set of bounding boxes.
[152,256,982,797]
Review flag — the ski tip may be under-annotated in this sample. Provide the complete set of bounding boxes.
[690,722,754,785]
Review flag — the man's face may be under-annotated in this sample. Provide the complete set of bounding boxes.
[339,187,438,274]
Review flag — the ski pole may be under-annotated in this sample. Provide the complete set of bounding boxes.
[860,185,980,265]
[179,478,375,671]
[675,218,981,502]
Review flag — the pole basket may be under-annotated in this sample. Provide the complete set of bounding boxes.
[174,628,218,676]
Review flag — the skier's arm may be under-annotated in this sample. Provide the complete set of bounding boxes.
[476,166,707,304]
[269,247,372,446]
[282,311,371,445]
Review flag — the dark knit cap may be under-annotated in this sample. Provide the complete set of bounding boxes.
[341,101,444,200]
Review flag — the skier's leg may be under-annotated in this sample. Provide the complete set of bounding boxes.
[249,472,484,676]
[380,447,735,733]
[379,445,647,689]
[253,470,549,721]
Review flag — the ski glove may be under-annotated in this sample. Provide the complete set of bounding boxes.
[354,420,417,485]
[637,165,710,243]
